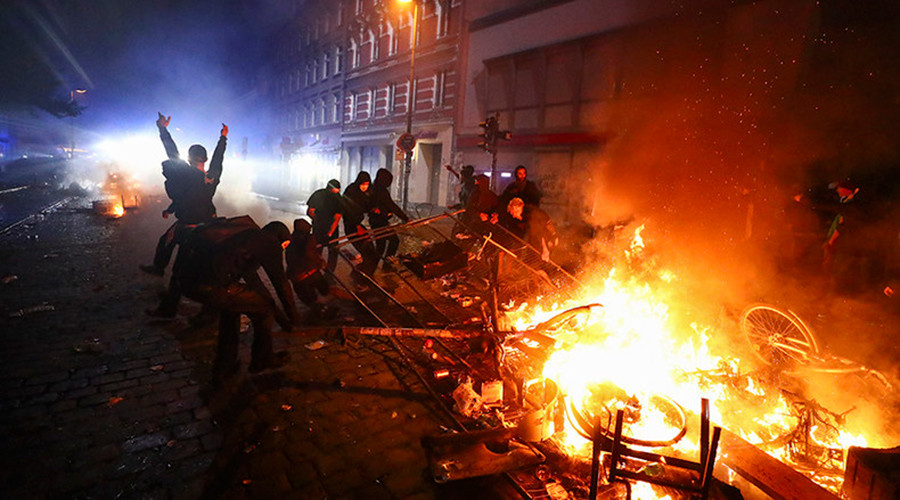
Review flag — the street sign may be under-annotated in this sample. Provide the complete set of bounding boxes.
[396,132,417,152]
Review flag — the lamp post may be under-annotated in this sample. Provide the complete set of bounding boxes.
[398,0,419,210]
[68,89,86,158]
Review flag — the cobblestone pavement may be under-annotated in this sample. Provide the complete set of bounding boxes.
[0,196,510,499]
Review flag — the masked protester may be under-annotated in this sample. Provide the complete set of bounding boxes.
[141,112,227,276]
[369,168,409,272]
[306,179,343,272]
[156,218,300,383]
[343,171,379,283]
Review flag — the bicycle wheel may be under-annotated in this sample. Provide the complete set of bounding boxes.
[568,383,688,448]
[740,304,819,366]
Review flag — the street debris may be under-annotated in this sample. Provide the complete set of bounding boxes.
[1,274,17,284]
[305,339,327,350]
[106,396,124,407]
[9,303,55,317]
[281,404,293,411]
[150,364,165,372]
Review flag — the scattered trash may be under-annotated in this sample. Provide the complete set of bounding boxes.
[272,426,283,432]
[106,396,124,407]
[166,440,177,447]
[9,303,55,317]
[452,378,483,418]
[1,274,17,284]
[391,411,398,419]
[481,380,503,407]
[334,378,346,388]
[241,479,252,485]
[305,340,327,350]
[150,365,164,372]
[545,481,570,500]
[42,253,59,259]
[281,404,292,412]
[243,444,256,454]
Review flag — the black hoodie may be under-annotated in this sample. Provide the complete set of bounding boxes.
[342,171,372,230]
[369,168,409,227]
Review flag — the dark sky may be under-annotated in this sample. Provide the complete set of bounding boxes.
[2,0,289,137]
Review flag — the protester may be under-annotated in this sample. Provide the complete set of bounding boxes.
[141,112,227,276]
[505,197,558,261]
[306,179,343,272]
[464,174,499,233]
[156,218,300,382]
[499,165,542,208]
[343,171,379,281]
[286,218,332,320]
[369,168,409,272]
[447,164,476,210]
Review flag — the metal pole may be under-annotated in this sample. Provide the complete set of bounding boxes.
[401,1,418,211]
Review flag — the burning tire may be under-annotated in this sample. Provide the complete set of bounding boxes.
[740,303,819,367]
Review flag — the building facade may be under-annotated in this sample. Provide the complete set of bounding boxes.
[272,0,858,223]
[271,0,463,207]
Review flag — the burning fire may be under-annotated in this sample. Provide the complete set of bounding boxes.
[505,224,887,495]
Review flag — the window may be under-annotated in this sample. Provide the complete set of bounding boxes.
[332,93,341,123]
[334,46,343,74]
[387,22,398,56]
[348,92,358,122]
[386,83,396,115]
[355,0,363,15]
[305,63,311,87]
[369,29,379,61]
[350,39,360,69]
[435,0,449,38]
[320,98,327,125]
[322,53,330,79]
[433,71,446,108]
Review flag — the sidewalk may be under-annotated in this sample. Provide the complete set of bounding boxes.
[0,196,505,498]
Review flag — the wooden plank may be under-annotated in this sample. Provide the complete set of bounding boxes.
[718,429,838,500]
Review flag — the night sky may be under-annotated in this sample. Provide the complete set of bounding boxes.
[1,0,289,137]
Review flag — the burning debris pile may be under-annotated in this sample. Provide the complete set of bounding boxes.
[92,171,141,218]
[344,218,900,499]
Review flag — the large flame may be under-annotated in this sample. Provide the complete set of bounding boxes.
[506,224,884,495]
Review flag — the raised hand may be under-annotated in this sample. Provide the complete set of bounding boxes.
[156,112,171,128]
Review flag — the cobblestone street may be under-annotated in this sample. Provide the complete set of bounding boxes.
[0,196,506,499]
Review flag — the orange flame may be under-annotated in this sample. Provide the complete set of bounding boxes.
[507,225,882,494]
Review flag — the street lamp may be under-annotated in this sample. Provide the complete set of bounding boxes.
[68,89,86,158]
[397,0,419,210]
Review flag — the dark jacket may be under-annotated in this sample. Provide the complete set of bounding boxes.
[343,171,372,232]
[171,218,299,325]
[306,187,343,242]
[500,179,542,209]
[369,168,408,228]
[465,176,498,224]
[285,222,324,281]
[159,127,225,224]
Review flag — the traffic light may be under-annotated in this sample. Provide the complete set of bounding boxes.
[477,116,497,153]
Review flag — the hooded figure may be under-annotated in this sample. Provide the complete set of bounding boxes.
[343,171,379,281]
[342,171,372,235]
[370,168,409,271]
